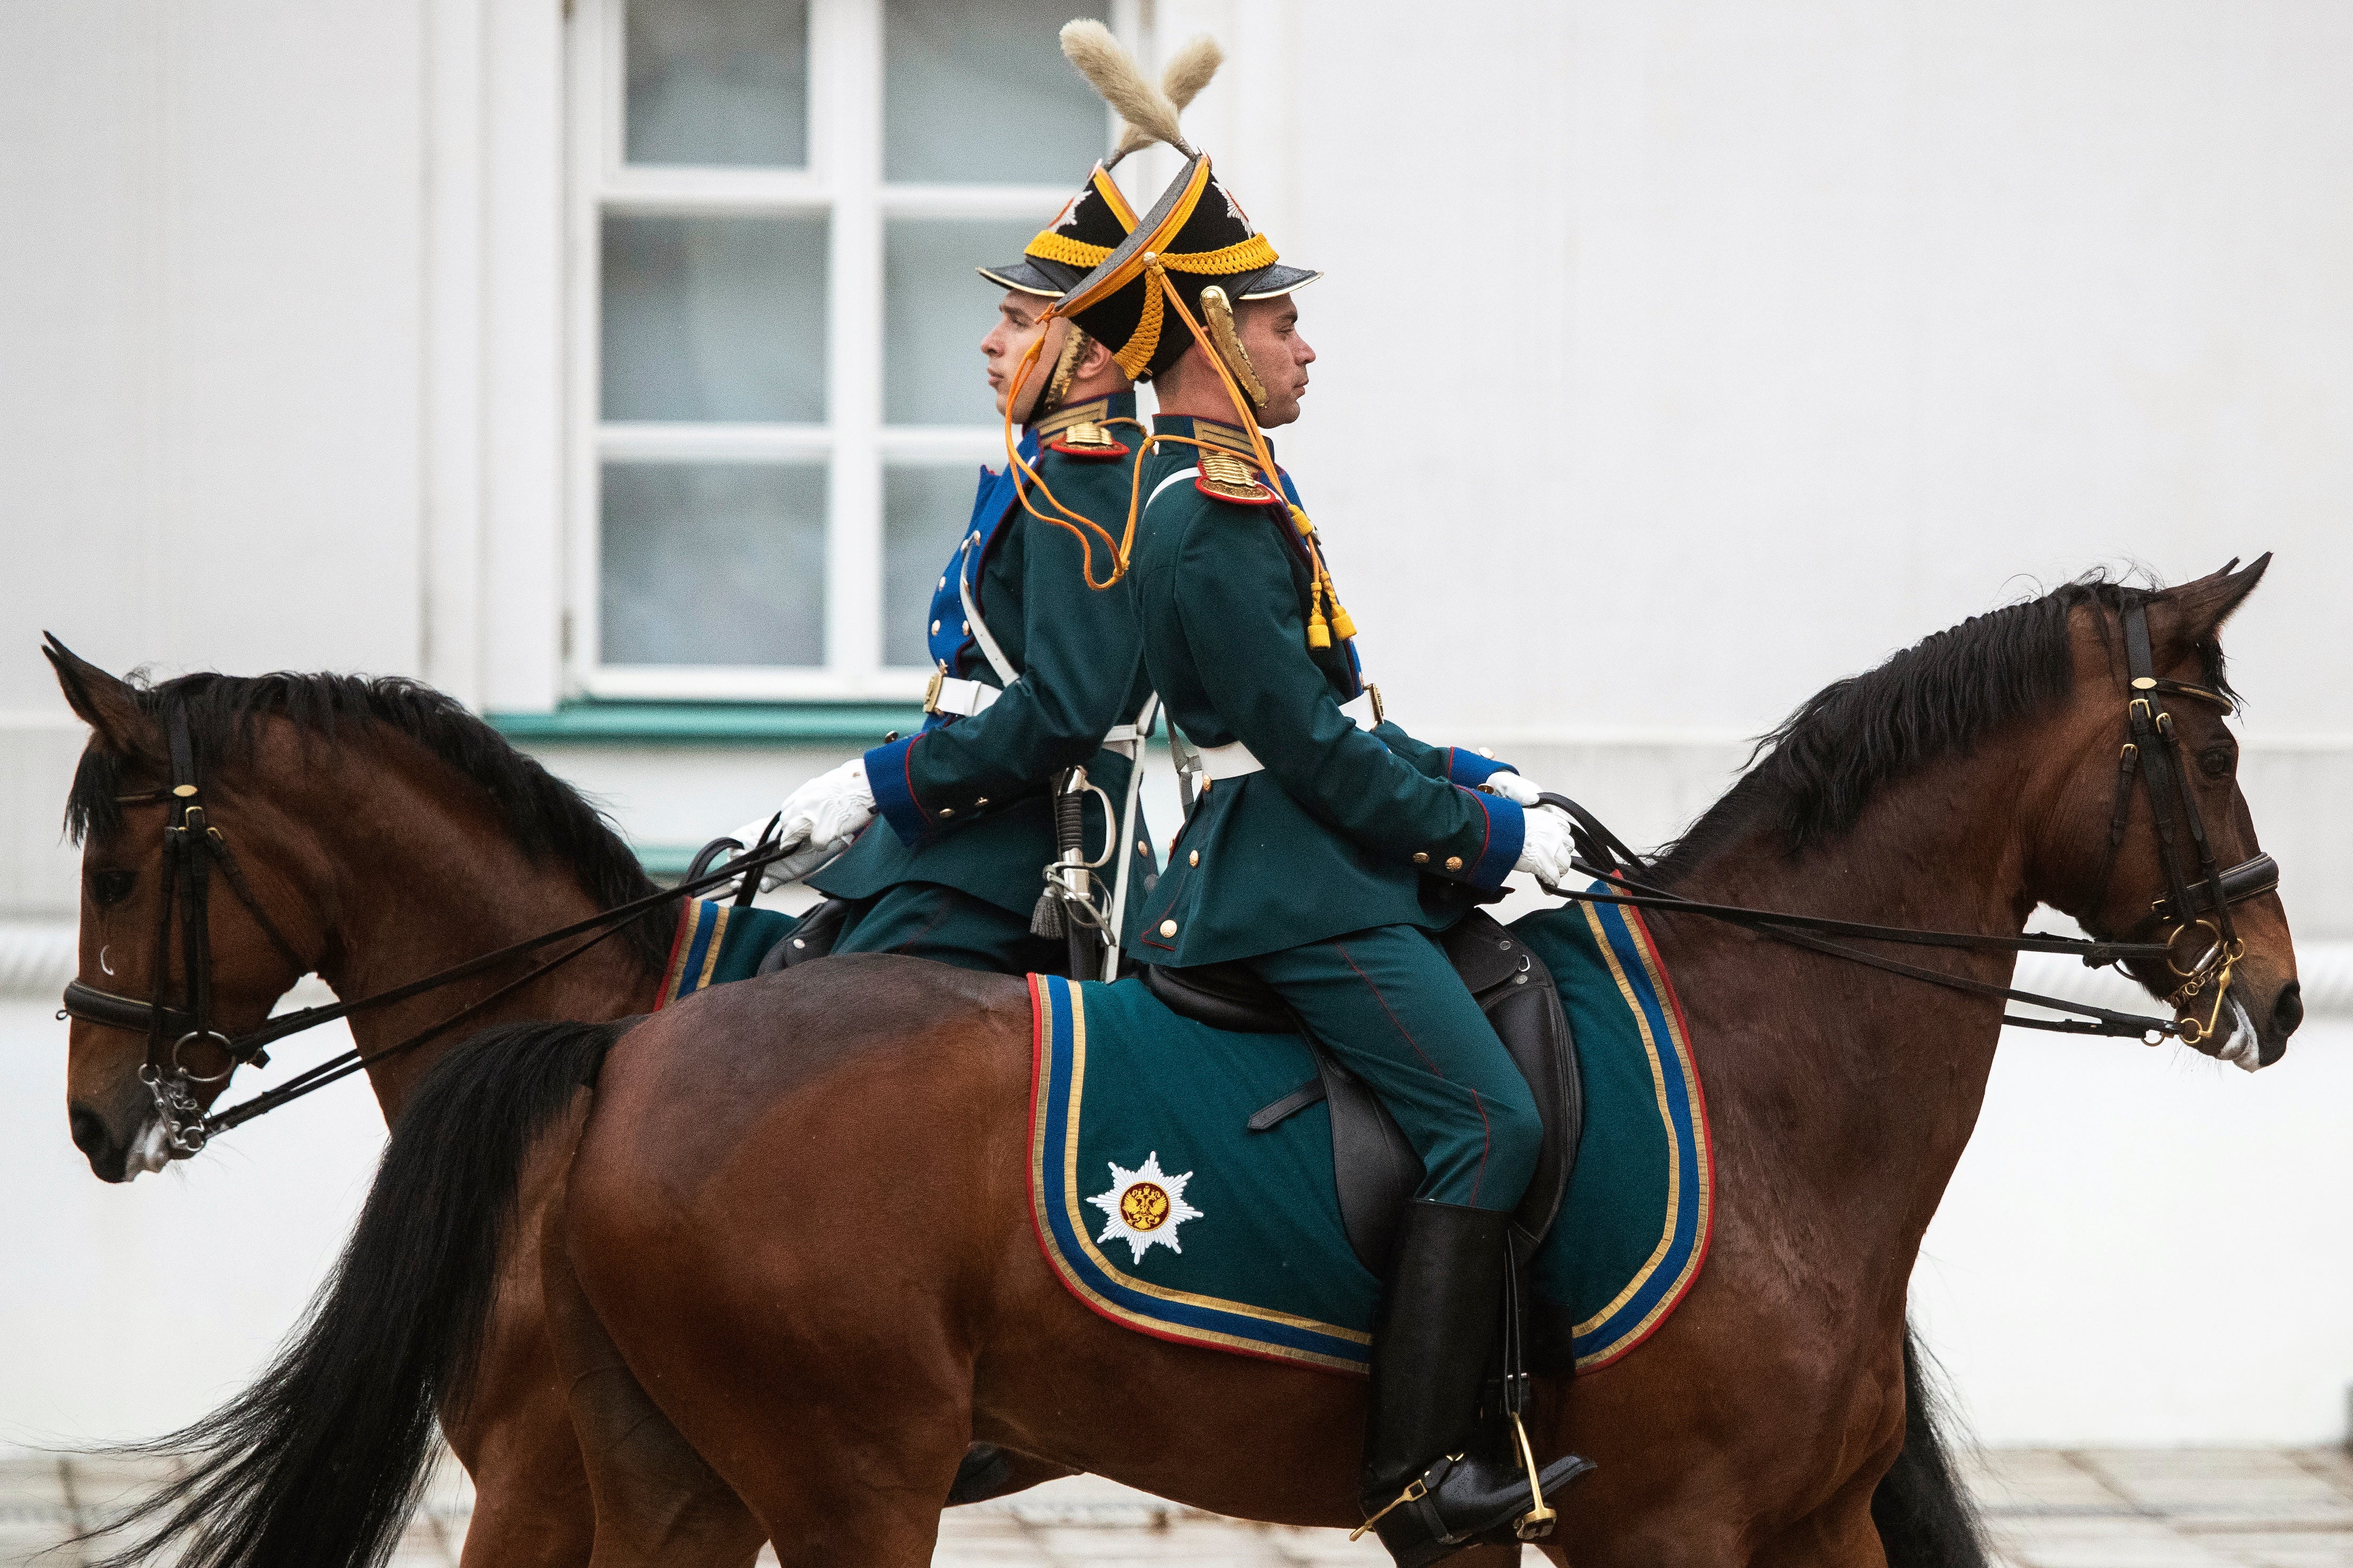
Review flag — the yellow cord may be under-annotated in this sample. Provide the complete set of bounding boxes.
[994,265,1371,661]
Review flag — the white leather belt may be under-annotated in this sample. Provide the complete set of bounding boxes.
[1196,740,1264,779]
[1184,690,1381,785]
[924,671,1003,719]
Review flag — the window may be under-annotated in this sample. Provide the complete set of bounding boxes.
[570,0,1142,699]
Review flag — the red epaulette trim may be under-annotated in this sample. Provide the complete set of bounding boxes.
[1046,436,1132,459]
[1195,474,1282,506]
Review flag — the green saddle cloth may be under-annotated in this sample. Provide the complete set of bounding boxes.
[1025,897,1712,1374]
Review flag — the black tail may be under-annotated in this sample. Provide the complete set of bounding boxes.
[1872,1321,1990,1568]
[81,1017,629,1568]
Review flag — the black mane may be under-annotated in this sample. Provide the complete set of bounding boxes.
[64,671,668,972]
[1650,576,2233,882]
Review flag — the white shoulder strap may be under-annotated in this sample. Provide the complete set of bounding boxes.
[957,530,1019,686]
[1145,465,1196,512]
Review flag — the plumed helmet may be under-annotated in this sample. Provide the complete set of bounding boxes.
[1045,21,1318,380]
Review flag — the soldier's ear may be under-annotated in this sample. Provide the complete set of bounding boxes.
[1078,333,1120,384]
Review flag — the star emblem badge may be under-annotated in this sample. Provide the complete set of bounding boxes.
[1086,1151,1203,1264]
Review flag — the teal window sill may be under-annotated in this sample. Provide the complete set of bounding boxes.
[488,700,926,747]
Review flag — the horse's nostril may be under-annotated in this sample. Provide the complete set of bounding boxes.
[68,1103,111,1158]
[2272,979,2304,1040]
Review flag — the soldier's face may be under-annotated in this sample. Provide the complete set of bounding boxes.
[982,291,1061,421]
[1236,298,1315,428]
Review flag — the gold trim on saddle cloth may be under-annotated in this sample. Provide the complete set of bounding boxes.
[1568,901,1710,1355]
[1026,977,1372,1370]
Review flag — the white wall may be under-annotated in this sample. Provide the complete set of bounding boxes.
[2,0,2349,1449]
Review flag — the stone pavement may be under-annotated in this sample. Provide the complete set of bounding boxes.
[6,1448,2353,1565]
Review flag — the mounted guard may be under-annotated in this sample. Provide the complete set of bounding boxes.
[719,46,1227,979]
[1021,23,1596,1563]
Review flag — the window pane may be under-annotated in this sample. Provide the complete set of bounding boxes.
[601,463,826,666]
[626,0,809,167]
[883,464,986,668]
[884,0,1111,183]
[602,215,827,422]
[885,218,1040,426]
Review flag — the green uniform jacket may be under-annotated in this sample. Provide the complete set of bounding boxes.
[810,395,1162,946]
[1130,415,1526,968]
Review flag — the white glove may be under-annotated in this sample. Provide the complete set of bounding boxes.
[1514,805,1577,888]
[726,759,877,892]
[1482,770,1543,808]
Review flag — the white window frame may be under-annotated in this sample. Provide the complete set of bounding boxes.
[566,0,1147,702]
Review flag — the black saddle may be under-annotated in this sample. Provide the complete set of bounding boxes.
[1141,913,1582,1306]
[755,897,854,975]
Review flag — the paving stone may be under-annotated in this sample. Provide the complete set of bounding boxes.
[2194,1530,2353,1568]
[2077,1451,2353,1525]
[1972,1449,2136,1512]
[1990,1512,2244,1568]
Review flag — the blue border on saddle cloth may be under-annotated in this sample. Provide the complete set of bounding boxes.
[655,899,803,1008]
[1024,896,1712,1377]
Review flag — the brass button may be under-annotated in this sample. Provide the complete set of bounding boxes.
[975,797,989,806]
[938,808,954,818]
[1200,776,1212,792]
[1159,919,1178,937]
[1412,852,1429,865]
[1445,855,1463,872]
[1138,839,1151,856]
[1188,850,1200,866]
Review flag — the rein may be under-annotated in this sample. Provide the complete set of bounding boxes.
[60,698,788,1156]
[66,591,2273,1157]
[1534,591,2273,1047]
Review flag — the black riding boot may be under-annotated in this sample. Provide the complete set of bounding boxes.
[1357,1200,1593,1567]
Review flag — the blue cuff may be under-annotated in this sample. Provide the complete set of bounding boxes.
[1463,792,1524,890]
[1446,748,1516,789]
[863,736,928,845]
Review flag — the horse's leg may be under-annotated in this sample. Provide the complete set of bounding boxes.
[538,1100,768,1568]
[1514,1275,1910,1568]
[446,1117,600,1568]
[561,981,1014,1563]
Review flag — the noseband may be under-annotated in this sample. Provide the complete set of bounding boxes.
[61,702,311,1156]
[1537,590,2279,1047]
[61,699,796,1158]
[2088,589,2275,1043]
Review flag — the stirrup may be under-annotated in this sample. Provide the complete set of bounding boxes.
[1509,1412,1556,1541]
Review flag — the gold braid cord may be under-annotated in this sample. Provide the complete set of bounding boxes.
[1001,265,1366,659]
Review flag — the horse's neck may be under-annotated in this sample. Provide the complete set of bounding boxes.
[1668,753,2040,1278]
[304,752,658,1121]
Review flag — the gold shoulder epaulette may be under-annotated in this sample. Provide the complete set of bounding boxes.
[1195,450,1277,504]
[1037,398,1131,459]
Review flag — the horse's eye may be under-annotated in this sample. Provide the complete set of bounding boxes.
[88,868,135,906]
[2199,746,2236,779]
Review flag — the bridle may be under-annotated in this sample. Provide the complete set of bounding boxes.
[1537,591,2277,1047]
[60,699,789,1158]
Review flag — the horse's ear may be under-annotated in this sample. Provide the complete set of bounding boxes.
[43,634,157,759]
[2163,553,2271,644]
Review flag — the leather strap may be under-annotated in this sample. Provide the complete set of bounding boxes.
[1196,740,1264,779]
[957,530,1019,686]
[925,674,1003,719]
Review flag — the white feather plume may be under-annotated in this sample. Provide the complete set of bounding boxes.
[1061,19,1194,158]
[1112,33,1222,160]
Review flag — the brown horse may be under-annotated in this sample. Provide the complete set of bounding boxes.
[82,564,2297,1565]
[44,649,762,1565]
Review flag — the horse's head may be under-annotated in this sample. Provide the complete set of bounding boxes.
[47,637,324,1181]
[2038,559,2298,1069]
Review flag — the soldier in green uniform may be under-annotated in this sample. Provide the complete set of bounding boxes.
[1036,47,1593,1561]
[726,163,1162,977]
